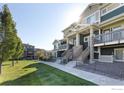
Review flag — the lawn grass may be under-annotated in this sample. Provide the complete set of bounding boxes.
[0,60,96,85]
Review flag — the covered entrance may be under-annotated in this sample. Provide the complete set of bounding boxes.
[57,51,65,57]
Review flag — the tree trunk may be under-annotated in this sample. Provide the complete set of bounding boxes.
[12,60,14,66]
[0,62,2,75]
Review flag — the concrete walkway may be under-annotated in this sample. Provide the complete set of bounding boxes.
[39,61,124,85]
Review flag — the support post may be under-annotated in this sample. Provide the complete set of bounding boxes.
[90,26,94,63]
[98,47,101,62]
[76,33,80,46]
[66,38,69,49]
[56,51,58,58]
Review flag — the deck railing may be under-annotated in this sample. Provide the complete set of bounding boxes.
[94,29,124,44]
[58,44,68,50]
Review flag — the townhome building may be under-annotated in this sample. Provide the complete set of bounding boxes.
[53,3,124,65]
[94,3,124,63]
[23,43,36,60]
[53,39,68,58]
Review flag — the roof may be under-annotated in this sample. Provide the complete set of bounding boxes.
[52,40,58,45]
[52,38,66,45]
[62,22,77,32]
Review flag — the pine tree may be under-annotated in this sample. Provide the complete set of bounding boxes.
[0,12,3,74]
[12,36,24,65]
[0,4,24,74]
[15,37,24,63]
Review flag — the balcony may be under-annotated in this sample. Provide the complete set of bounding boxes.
[94,29,124,46]
[101,5,124,22]
[54,44,68,51]
[58,44,68,50]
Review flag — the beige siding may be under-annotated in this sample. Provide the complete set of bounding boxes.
[101,20,124,31]
[107,3,120,11]
[81,4,100,18]
[80,4,101,24]
[101,3,120,15]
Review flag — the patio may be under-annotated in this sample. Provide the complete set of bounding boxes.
[40,61,124,85]
[76,62,124,80]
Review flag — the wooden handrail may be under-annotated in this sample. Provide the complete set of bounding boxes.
[77,46,90,62]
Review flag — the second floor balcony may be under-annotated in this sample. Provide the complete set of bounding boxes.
[94,29,124,46]
[59,44,68,50]
[54,44,68,51]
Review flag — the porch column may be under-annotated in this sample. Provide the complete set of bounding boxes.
[98,29,101,61]
[66,38,69,49]
[55,51,58,58]
[98,47,101,62]
[90,26,94,63]
[76,33,80,46]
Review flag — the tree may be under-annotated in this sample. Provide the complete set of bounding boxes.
[15,37,24,62]
[45,51,53,60]
[0,4,23,74]
[11,37,24,65]
[36,49,47,61]
[11,22,24,66]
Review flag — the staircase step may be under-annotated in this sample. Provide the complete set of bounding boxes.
[65,61,77,68]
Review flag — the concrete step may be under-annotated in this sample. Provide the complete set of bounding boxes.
[65,61,77,68]
[55,58,61,64]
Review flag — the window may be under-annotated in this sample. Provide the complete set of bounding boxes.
[91,14,96,24]
[114,48,124,61]
[86,14,97,24]
[112,26,121,31]
[54,45,57,49]
[87,17,91,24]
[84,36,89,42]
[101,8,107,15]
[94,47,98,52]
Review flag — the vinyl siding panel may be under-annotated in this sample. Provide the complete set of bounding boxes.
[101,5,124,22]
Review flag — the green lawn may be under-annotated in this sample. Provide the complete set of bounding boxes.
[0,60,96,85]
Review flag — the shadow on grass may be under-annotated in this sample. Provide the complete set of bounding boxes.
[2,63,11,66]
[1,63,96,85]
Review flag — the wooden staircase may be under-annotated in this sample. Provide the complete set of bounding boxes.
[61,48,73,64]
[72,45,83,60]
[61,45,89,65]
[61,45,83,64]
[76,46,90,65]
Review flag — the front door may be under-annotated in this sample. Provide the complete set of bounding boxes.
[114,48,124,62]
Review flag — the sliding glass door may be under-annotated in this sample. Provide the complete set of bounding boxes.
[114,48,124,62]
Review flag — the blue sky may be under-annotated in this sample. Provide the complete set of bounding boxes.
[0,3,89,50]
